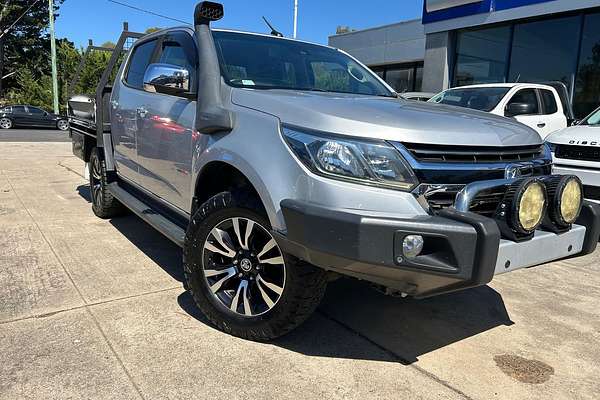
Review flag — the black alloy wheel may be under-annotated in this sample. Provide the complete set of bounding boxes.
[202,217,286,317]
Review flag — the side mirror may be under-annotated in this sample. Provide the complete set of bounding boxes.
[505,102,535,117]
[143,63,192,97]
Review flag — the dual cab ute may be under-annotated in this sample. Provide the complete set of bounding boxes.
[68,2,600,341]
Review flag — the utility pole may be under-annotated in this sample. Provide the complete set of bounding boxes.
[48,0,59,114]
[293,0,298,39]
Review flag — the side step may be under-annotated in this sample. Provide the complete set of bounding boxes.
[108,182,186,247]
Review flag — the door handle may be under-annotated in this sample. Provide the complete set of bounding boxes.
[136,107,148,118]
[537,122,546,128]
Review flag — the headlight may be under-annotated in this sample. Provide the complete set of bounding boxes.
[281,125,417,191]
[516,180,547,233]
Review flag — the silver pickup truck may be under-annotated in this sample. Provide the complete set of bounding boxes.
[68,1,600,341]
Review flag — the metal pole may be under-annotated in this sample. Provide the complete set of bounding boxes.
[48,0,59,114]
[293,0,298,39]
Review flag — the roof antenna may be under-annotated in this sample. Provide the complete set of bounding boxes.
[262,16,284,37]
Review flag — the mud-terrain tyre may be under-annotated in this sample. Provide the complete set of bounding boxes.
[183,191,328,341]
[89,147,125,219]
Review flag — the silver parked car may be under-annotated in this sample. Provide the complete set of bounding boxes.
[68,2,600,341]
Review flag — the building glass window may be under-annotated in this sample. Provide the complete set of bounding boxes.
[452,11,600,118]
[368,63,423,93]
[386,67,414,93]
[508,16,580,93]
[574,12,600,118]
[415,66,423,91]
[453,26,511,86]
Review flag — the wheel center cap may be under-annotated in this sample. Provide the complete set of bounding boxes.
[240,258,253,272]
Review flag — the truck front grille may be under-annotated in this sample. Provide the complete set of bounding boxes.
[403,143,544,163]
[426,190,459,211]
[584,185,600,200]
[467,188,506,217]
[422,186,505,217]
[555,144,600,162]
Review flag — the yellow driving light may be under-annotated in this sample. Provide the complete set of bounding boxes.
[559,178,583,224]
[518,181,547,232]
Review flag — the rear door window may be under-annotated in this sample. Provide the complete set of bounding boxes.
[540,89,558,114]
[125,39,158,89]
[507,89,539,114]
[27,107,45,115]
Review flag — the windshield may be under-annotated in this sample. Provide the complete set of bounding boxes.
[213,31,394,97]
[581,107,600,126]
[428,87,510,112]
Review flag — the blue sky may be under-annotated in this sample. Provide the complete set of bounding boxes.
[55,0,424,48]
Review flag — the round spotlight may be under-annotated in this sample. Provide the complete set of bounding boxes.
[402,235,424,259]
[558,177,583,225]
[515,180,547,233]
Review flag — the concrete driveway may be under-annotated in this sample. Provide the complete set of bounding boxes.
[1,136,599,399]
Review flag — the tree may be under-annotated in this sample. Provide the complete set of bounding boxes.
[5,38,79,111]
[100,41,116,49]
[145,27,162,34]
[0,0,65,97]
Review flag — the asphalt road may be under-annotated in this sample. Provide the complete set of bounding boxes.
[1,141,600,400]
[0,128,70,142]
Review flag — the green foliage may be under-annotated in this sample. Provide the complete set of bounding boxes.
[5,38,119,113]
[0,0,65,93]
[5,69,54,110]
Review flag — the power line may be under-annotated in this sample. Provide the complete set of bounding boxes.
[107,0,190,25]
[0,0,43,40]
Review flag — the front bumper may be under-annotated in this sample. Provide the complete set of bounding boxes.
[276,200,600,298]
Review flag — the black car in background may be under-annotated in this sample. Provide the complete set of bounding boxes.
[0,105,69,130]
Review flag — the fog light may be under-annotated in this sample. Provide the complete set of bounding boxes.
[403,235,424,259]
[517,181,547,232]
[559,177,583,224]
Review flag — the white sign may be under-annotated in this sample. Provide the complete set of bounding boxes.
[426,0,483,12]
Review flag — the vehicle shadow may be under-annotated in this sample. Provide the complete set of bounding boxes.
[76,185,513,364]
[77,184,184,283]
[177,279,512,364]
[77,185,92,202]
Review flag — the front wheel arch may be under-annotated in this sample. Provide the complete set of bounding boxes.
[193,161,268,217]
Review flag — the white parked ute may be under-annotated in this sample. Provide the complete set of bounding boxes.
[547,106,600,202]
[429,83,572,138]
